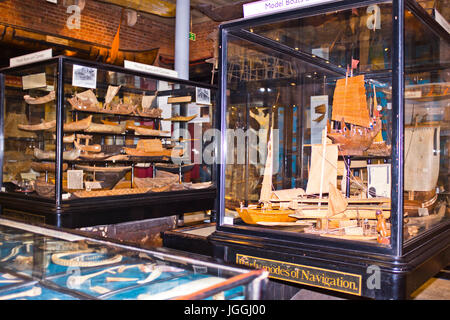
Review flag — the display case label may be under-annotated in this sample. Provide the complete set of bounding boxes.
[124,60,178,78]
[10,49,52,67]
[243,0,340,18]
[72,64,97,89]
[22,73,47,90]
[236,254,362,295]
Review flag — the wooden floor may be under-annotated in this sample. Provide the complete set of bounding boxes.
[291,266,450,300]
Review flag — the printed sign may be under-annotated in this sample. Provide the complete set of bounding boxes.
[243,0,339,18]
[236,254,362,295]
[22,73,47,90]
[195,87,211,105]
[10,49,52,67]
[72,64,97,89]
[124,60,178,78]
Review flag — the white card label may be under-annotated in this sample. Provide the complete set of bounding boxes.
[72,64,97,89]
[22,73,47,90]
[10,49,52,67]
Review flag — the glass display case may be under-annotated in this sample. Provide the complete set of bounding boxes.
[0,56,217,228]
[210,0,449,299]
[0,218,267,300]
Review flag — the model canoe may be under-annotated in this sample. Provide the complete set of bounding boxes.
[64,115,93,132]
[23,91,55,105]
[18,120,56,131]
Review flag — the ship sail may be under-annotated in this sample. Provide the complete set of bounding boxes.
[331,75,371,128]
[305,142,338,195]
[259,127,274,204]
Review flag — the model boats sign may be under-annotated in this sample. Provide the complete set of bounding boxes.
[236,254,362,295]
[243,0,340,18]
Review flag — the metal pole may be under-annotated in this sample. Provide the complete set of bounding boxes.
[175,0,190,80]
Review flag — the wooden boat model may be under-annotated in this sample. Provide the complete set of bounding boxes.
[34,179,55,198]
[64,115,92,132]
[72,188,152,198]
[236,206,297,224]
[68,90,100,112]
[104,100,137,115]
[236,127,297,224]
[85,121,126,134]
[31,162,68,172]
[52,134,76,143]
[404,124,440,216]
[327,75,381,156]
[135,107,163,118]
[74,165,132,173]
[133,176,179,189]
[163,114,197,122]
[134,91,162,118]
[18,120,56,131]
[73,139,101,153]
[123,139,182,157]
[34,147,80,161]
[24,91,55,105]
[134,127,170,136]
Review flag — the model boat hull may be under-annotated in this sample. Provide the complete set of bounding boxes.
[327,120,381,156]
[24,91,55,105]
[236,207,297,224]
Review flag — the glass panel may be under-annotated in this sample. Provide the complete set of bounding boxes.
[0,222,254,300]
[2,63,58,199]
[224,3,394,246]
[403,9,449,241]
[248,2,393,72]
[61,62,214,200]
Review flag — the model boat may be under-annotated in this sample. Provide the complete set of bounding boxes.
[236,127,297,224]
[34,179,55,198]
[68,87,137,116]
[133,91,162,118]
[34,147,80,161]
[327,75,381,156]
[134,127,170,136]
[64,115,92,132]
[18,120,56,131]
[123,139,182,157]
[72,187,152,198]
[74,164,132,173]
[163,114,197,122]
[73,135,102,153]
[85,121,126,134]
[24,91,55,105]
[31,162,68,172]
[403,124,440,216]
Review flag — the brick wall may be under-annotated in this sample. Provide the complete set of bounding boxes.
[0,0,176,58]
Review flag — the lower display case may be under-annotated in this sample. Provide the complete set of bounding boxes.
[0,187,216,228]
[209,225,449,300]
[0,218,268,300]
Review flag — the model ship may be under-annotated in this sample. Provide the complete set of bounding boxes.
[236,127,297,224]
[123,139,182,158]
[23,91,55,105]
[236,124,391,242]
[68,87,162,118]
[327,75,381,156]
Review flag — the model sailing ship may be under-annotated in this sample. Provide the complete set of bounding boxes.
[235,73,393,243]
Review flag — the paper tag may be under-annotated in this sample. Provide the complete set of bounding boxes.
[418,208,429,217]
[22,73,47,90]
[224,216,234,225]
[72,64,97,89]
[67,170,84,190]
[20,173,38,180]
[62,193,71,200]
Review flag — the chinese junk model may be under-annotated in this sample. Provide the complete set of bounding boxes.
[327,75,382,156]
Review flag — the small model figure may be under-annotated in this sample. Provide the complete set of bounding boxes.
[376,210,390,245]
